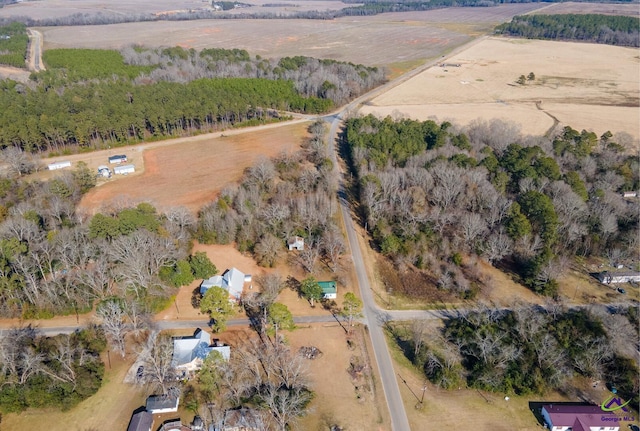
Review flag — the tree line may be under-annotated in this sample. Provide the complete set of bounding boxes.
[344,115,639,297]
[495,14,640,47]
[0,22,27,69]
[0,47,383,153]
[389,303,639,407]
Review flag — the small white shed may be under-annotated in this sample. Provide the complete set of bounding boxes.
[47,161,71,170]
[113,164,135,175]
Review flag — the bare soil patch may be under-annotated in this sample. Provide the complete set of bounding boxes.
[77,121,308,215]
[0,65,30,82]
[362,37,640,142]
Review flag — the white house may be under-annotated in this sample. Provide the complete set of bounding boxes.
[541,404,620,431]
[172,328,230,372]
[287,236,304,251]
[145,395,179,414]
[113,164,135,175]
[200,268,251,302]
[47,161,71,170]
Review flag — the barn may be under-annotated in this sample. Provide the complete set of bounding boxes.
[108,154,127,164]
[47,161,71,170]
[113,164,135,175]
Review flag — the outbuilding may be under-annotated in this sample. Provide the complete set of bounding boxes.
[97,165,111,178]
[47,161,71,170]
[113,164,135,175]
[127,411,153,431]
[145,395,179,414]
[108,154,127,164]
[598,271,640,285]
[318,281,337,299]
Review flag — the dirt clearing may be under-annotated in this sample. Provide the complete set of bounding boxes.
[77,121,309,215]
[361,37,640,142]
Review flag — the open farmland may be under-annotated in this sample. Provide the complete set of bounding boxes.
[0,0,207,19]
[531,1,640,17]
[361,37,640,141]
[77,120,309,215]
[32,4,546,67]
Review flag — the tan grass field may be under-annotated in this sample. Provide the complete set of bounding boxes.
[75,120,308,215]
[533,1,640,17]
[30,4,545,67]
[361,37,640,142]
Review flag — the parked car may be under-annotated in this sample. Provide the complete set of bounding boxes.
[628,425,639,431]
[617,287,626,294]
[136,366,144,380]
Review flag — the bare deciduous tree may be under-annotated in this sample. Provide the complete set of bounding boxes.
[96,299,128,357]
[321,227,345,272]
[137,331,177,395]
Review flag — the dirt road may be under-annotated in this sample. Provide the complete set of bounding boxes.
[26,28,44,72]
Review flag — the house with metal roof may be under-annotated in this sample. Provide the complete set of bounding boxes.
[172,328,230,372]
[200,268,251,302]
[146,395,180,414]
[541,404,620,431]
[318,281,337,299]
[127,411,153,431]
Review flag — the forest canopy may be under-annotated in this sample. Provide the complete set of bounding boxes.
[0,47,384,153]
[344,115,639,298]
[495,14,640,47]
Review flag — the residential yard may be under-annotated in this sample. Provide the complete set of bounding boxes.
[289,323,390,431]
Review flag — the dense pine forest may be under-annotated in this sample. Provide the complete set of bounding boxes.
[344,115,639,298]
[0,46,383,153]
[496,14,640,47]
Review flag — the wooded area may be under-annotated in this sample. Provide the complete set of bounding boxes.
[197,121,346,276]
[0,22,27,69]
[496,14,640,47]
[0,47,383,153]
[0,325,106,413]
[344,115,639,297]
[389,303,639,407]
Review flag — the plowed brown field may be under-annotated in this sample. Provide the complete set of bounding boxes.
[78,121,309,215]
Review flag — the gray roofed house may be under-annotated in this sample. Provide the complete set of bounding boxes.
[200,268,251,302]
[127,411,153,431]
[172,328,230,372]
[146,394,180,414]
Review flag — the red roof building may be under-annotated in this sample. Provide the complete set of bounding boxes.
[541,404,622,431]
